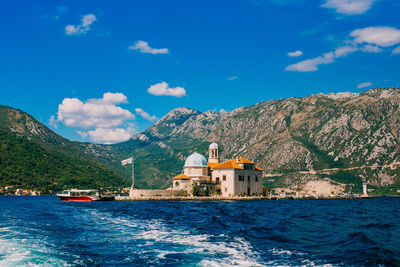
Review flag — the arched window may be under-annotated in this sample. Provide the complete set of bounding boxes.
[175,182,179,187]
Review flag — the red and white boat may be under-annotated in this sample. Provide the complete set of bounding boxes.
[57,189,100,201]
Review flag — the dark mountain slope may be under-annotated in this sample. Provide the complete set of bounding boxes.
[0,105,128,191]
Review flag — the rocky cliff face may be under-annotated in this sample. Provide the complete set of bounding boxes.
[81,88,400,193]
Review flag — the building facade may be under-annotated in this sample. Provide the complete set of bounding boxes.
[172,143,263,197]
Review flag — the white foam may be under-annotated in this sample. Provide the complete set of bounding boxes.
[0,228,70,266]
[86,210,265,266]
[267,248,337,267]
[85,209,339,266]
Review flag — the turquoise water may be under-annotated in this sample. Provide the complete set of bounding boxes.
[0,196,399,266]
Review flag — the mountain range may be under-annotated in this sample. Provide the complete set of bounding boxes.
[2,87,400,194]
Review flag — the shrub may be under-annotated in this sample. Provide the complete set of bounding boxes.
[192,186,200,196]
[215,188,221,195]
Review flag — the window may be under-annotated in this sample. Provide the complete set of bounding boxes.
[248,176,250,181]
[255,176,258,182]
[225,188,227,192]
[216,177,220,183]
[175,182,179,187]
[223,175,226,181]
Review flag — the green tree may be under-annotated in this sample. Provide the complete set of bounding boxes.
[192,186,200,196]
[215,188,221,195]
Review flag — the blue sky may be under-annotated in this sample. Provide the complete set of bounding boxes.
[1,0,399,143]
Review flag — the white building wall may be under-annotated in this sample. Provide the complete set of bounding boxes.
[212,168,263,196]
[211,169,235,197]
[173,179,191,191]
[234,169,263,196]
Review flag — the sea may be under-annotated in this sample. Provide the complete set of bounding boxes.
[0,196,399,266]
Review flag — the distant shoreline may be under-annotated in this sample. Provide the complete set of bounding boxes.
[115,195,374,201]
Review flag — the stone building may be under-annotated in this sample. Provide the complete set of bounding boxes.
[172,143,264,196]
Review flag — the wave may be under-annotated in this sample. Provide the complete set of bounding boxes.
[86,209,265,266]
[0,227,70,266]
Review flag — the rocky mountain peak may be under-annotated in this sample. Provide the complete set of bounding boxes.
[155,107,201,125]
[320,92,360,100]
[145,107,202,139]
[363,87,400,99]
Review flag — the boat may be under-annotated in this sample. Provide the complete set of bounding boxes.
[57,189,101,201]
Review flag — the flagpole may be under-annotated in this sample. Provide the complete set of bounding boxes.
[132,155,135,188]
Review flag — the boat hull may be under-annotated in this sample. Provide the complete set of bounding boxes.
[58,196,97,202]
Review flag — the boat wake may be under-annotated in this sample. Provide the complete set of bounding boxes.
[0,226,70,266]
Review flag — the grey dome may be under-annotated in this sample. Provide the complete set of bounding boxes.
[184,152,208,167]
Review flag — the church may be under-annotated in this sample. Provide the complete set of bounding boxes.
[172,143,264,197]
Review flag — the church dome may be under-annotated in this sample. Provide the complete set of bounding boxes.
[184,152,208,167]
[209,142,218,149]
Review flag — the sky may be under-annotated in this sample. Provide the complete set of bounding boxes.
[1,0,400,144]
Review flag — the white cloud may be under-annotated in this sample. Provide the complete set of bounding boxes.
[227,76,238,80]
[322,0,375,15]
[392,46,400,55]
[350,26,400,47]
[87,92,128,105]
[82,14,96,27]
[360,44,383,53]
[285,52,334,72]
[65,14,97,36]
[286,45,359,72]
[333,45,358,57]
[129,40,169,54]
[54,92,138,144]
[147,82,186,97]
[287,50,303,57]
[357,82,373,88]
[56,92,134,129]
[286,26,400,72]
[76,130,88,138]
[79,127,136,144]
[135,108,157,121]
[285,45,359,72]
[48,115,58,129]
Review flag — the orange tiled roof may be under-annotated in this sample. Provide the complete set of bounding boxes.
[213,159,243,170]
[172,173,191,180]
[207,162,220,169]
[237,157,255,164]
[255,166,264,171]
